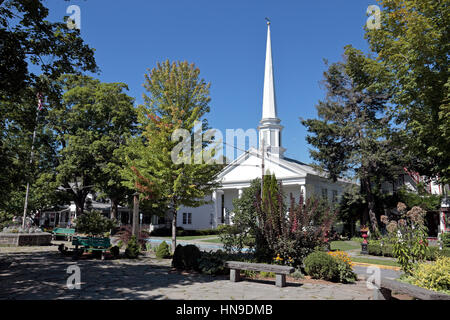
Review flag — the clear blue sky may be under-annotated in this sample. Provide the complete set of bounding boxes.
[46,0,376,163]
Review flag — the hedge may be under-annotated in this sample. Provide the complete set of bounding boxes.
[366,242,450,260]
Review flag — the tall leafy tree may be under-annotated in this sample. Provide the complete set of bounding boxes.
[0,0,97,222]
[301,48,404,231]
[365,0,450,183]
[123,60,222,251]
[48,75,136,215]
[0,0,97,101]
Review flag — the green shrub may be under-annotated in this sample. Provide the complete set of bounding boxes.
[242,270,257,278]
[156,241,171,259]
[198,251,227,275]
[441,247,450,257]
[291,268,304,279]
[110,246,120,258]
[426,246,439,261]
[408,256,450,294]
[381,244,394,257]
[441,233,450,248]
[303,251,339,281]
[125,235,140,259]
[368,243,382,256]
[74,210,117,236]
[260,271,275,278]
[335,260,357,283]
[172,244,201,271]
[197,250,256,275]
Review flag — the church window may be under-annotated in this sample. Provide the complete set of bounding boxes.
[322,188,328,200]
[182,213,192,225]
[332,190,338,203]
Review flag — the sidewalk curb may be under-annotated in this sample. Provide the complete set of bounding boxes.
[352,262,401,271]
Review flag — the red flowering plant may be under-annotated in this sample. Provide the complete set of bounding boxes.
[254,181,337,268]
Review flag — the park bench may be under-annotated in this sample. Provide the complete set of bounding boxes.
[373,278,450,300]
[52,228,75,241]
[72,236,111,260]
[224,261,294,288]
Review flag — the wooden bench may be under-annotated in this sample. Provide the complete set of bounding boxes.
[72,236,111,260]
[224,261,294,288]
[52,228,75,241]
[374,278,450,300]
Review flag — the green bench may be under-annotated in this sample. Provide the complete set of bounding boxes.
[72,236,111,260]
[52,228,76,241]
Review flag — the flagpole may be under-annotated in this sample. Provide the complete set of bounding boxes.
[22,93,42,229]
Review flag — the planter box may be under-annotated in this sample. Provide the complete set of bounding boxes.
[0,233,52,246]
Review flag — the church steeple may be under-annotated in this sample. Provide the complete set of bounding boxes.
[258,19,285,159]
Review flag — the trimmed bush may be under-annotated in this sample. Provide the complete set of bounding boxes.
[197,250,256,275]
[303,251,339,281]
[368,243,382,256]
[110,246,120,258]
[172,244,201,271]
[381,244,394,257]
[125,235,140,259]
[156,241,171,259]
[198,250,228,275]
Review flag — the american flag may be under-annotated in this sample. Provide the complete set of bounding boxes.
[37,93,44,111]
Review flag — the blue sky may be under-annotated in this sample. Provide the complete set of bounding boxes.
[46,0,376,163]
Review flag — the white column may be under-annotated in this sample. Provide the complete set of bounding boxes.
[238,188,244,199]
[212,190,223,228]
[300,185,306,203]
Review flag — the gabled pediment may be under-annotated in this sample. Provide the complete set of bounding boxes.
[215,148,308,185]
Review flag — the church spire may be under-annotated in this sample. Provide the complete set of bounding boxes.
[259,19,285,159]
[262,19,278,120]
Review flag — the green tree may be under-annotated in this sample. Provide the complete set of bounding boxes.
[74,210,117,237]
[301,48,404,232]
[0,0,97,222]
[365,0,450,183]
[123,60,222,252]
[219,178,261,253]
[0,0,97,102]
[48,75,136,215]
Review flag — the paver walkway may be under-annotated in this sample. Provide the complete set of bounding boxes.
[0,245,374,300]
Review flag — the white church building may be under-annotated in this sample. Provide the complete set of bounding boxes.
[151,22,355,231]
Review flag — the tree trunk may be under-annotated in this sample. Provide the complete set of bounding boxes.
[111,199,118,220]
[171,201,177,254]
[362,178,378,233]
[75,200,84,216]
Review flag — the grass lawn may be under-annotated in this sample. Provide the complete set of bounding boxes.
[330,240,360,251]
[153,235,219,241]
[351,257,400,267]
[201,238,223,243]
